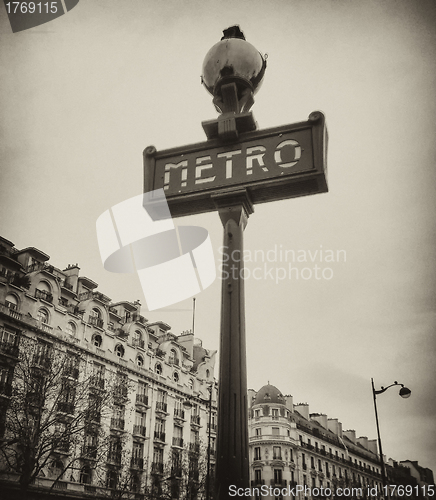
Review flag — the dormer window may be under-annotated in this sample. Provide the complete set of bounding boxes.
[169,348,179,366]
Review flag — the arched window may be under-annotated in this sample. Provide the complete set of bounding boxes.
[35,281,52,302]
[173,372,179,383]
[89,307,103,328]
[133,330,144,348]
[188,379,194,390]
[50,459,64,479]
[136,355,144,367]
[92,334,102,347]
[37,308,49,324]
[206,369,210,379]
[155,363,162,375]
[66,322,76,336]
[91,308,101,318]
[169,348,179,366]
[107,470,118,490]
[5,294,18,310]
[115,344,125,358]
[80,465,92,484]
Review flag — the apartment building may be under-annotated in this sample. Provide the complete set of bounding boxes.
[0,236,217,499]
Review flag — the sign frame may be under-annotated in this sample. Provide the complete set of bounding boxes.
[144,111,328,218]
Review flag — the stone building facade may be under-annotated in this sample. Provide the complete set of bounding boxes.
[0,236,217,499]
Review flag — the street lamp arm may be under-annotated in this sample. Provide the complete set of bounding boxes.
[373,381,405,396]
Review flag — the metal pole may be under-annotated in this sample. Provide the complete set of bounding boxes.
[214,195,252,500]
[372,378,388,499]
[206,385,212,500]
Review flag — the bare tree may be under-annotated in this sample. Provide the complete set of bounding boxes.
[146,442,210,500]
[0,335,119,499]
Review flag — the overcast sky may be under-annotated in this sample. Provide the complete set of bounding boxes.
[1,0,435,475]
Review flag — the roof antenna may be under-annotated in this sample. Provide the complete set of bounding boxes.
[192,297,196,335]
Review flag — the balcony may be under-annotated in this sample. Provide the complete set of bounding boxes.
[207,422,217,432]
[135,393,149,406]
[270,479,287,486]
[130,457,144,470]
[63,367,79,380]
[0,339,19,358]
[82,445,98,460]
[151,462,164,474]
[88,316,104,328]
[133,339,145,349]
[174,408,185,420]
[0,381,12,397]
[90,376,105,390]
[133,425,146,437]
[189,442,200,454]
[251,480,265,487]
[156,401,167,413]
[0,302,22,321]
[107,452,122,465]
[114,385,128,400]
[154,431,166,442]
[172,437,184,448]
[191,414,201,426]
[57,401,75,414]
[55,439,70,454]
[110,418,125,431]
[35,289,53,303]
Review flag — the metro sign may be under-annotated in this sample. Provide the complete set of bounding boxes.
[144,111,328,218]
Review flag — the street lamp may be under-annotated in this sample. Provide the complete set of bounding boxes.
[371,379,411,498]
[183,384,214,500]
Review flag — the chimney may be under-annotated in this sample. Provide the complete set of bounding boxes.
[63,264,80,292]
[177,332,194,358]
[310,413,328,429]
[368,439,378,455]
[328,418,343,437]
[294,403,309,420]
[343,430,356,444]
[357,436,369,450]
[248,389,257,408]
[284,394,293,412]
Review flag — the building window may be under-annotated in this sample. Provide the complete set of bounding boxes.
[254,447,261,460]
[115,344,125,358]
[155,363,162,375]
[5,294,18,310]
[107,469,118,489]
[136,354,144,367]
[272,427,280,436]
[188,378,194,389]
[169,348,179,366]
[272,408,279,419]
[80,465,92,484]
[66,322,76,336]
[255,469,262,484]
[92,333,102,347]
[254,409,260,418]
[273,446,282,460]
[173,371,179,383]
[255,428,262,437]
[133,330,143,348]
[274,468,283,484]
[49,459,64,479]
[37,308,49,324]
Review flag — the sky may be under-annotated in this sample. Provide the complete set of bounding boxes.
[1,0,435,475]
